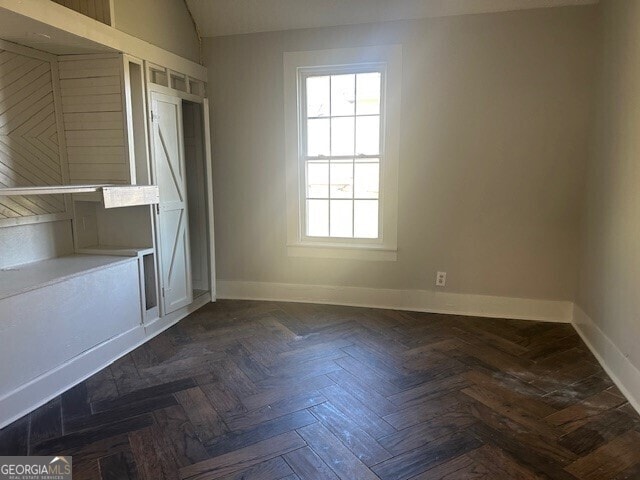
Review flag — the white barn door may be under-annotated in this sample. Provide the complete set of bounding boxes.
[150,92,192,314]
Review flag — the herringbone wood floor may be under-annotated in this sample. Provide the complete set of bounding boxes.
[2,300,640,479]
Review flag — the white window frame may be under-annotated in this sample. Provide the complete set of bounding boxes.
[284,45,402,261]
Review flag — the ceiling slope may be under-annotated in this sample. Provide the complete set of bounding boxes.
[187,0,598,37]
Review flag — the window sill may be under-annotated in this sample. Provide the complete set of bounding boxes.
[287,243,397,261]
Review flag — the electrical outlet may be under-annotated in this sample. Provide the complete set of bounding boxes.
[436,271,447,287]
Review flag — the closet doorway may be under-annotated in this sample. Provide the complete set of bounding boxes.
[149,91,215,317]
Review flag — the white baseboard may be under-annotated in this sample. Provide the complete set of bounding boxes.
[0,326,144,430]
[0,294,211,430]
[217,280,572,323]
[572,305,640,415]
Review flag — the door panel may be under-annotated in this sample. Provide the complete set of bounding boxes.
[151,92,192,314]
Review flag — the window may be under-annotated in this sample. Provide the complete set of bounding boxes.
[303,69,382,239]
[285,46,401,261]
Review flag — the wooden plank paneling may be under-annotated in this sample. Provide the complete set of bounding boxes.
[65,130,124,147]
[59,55,128,184]
[60,76,120,89]
[61,93,122,107]
[63,111,124,132]
[68,164,128,182]
[0,46,67,222]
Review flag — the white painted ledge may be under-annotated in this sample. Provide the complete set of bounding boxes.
[572,305,640,415]
[287,244,397,261]
[217,280,572,323]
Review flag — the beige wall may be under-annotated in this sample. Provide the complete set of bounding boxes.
[577,1,640,373]
[112,0,200,62]
[204,6,596,301]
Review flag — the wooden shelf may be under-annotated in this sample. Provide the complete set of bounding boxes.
[0,184,159,209]
[76,245,154,257]
[0,185,107,195]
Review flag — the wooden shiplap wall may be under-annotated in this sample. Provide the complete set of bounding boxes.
[51,0,113,26]
[0,46,67,223]
[59,55,130,184]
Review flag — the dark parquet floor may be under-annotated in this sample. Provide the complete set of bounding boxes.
[2,300,640,479]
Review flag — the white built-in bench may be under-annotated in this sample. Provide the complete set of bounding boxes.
[0,254,137,301]
[0,254,143,425]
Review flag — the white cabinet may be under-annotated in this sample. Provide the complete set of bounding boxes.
[0,2,213,428]
[0,39,215,429]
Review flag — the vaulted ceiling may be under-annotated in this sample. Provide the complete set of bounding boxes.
[186,0,598,37]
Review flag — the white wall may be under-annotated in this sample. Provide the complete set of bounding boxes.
[0,220,73,269]
[112,0,200,63]
[575,0,640,409]
[203,6,596,305]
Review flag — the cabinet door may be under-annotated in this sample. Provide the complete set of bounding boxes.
[150,92,192,314]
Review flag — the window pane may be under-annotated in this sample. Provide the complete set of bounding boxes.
[307,161,328,198]
[330,161,353,198]
[330,199,353,237]
[331,74,355,116]
[356,73,381,115]
[307,199,329,236]
[355,115,380,155]
[354,200,378,238]
[354,161,379,199]
[331,117,354,156]
[306,76,329,117]
[307,118,330,156]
